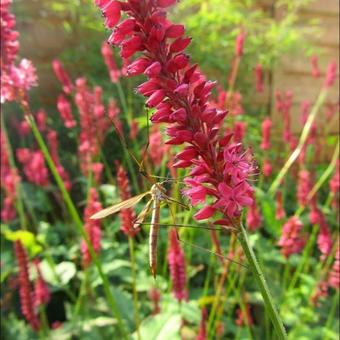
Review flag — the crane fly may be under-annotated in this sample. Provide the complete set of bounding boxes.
[91,182,188,278]
[98,113,247,277]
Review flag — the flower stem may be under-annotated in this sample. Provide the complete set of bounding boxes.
[238,223,287,339]
[323,291,339,340]
[128,236,141,340]
[26,114,128,339]
[287,224,318,291]
[269,88,328,196]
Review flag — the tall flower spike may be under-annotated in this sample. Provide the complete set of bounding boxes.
[278,216,305,258]
[296,169,311,207]
[168,228,187,302]
[328,245,340,289]
[260,118,272,151]
[254,63,264,92]
[1,129,20,222]
[116,162,139,237]
[14,240,40,331]
[52,59,73,94]
[96,0,255,224]
[81,188,102,266]
[57,94,76,128]
[16,148,49,187]
[101,41,121,83]
[33,259,50,308]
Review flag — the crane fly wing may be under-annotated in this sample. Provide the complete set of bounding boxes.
[90,191,151,220]
[133,199,153,229]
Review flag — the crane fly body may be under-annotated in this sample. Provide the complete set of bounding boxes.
[90,183,169,278]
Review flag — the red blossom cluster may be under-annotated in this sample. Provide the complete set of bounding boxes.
[275,191,286,220]
[278,216,305,258]
[275,90,293,143]
[233,121,247,143]
[14,240,40,331]
[16,148,49,187]
[260,118,272,151]
[52,59,73,95]
[262,158,272,177]
[167,228,187,302]
[213,89,244,116]
[46,130,72,191]
[0,130,20,222]
[254,63,264,93]
[57,94,77,128]
[81,188,103,266]
[75,78,111,178]
[296,169,311,207]
[310,55,320,78]
[33,259,51,308]
[328,246,340,289]
[95,0,255,224]
[1,1,37,103]
[115,162,139,237]
[101,41,121,83]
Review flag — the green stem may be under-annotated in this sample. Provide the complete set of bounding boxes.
[307,140,339,201]
[269,88,328,196]
[115,81,131,124]
[26,114,128,339]
[128,237,141,340]
[238,223,287,340]
[324,292,339,340]
[287,224,318,291]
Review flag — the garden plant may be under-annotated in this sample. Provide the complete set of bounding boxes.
[1,0,339,339]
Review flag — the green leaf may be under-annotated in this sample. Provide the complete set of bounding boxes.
[39,260,76,286]
[2,227,42,256]
[135,313,182,340]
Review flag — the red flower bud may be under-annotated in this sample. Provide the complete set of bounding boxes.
[127,58,151,76]
[170,37,191,53]
[146,89,165,107]
[144,61,162,77]
[165,24,185,38]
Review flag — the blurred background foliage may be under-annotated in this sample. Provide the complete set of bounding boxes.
[13,0,319,108]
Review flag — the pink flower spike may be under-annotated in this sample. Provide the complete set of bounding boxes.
[52,59,73,94]
[324,61,337,88]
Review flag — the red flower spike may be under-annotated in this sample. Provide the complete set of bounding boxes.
[101,42,121,82]
[14,241,40,331]
[260,118,272,150]
[324,61,337,88]
[52,59,73,94]
[116,162,140,237]
[81,188,102,266]
[33,259,50,308]
[278,216,305,258]
[96,0,255,223]
[168,228,188,302]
